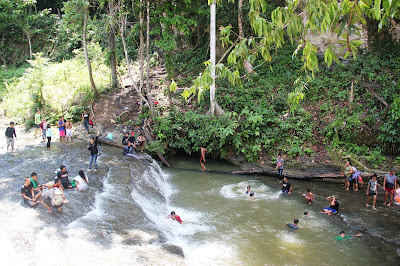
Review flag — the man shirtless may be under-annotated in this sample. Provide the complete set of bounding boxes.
[65,118,73,145]
[199,147,208,171]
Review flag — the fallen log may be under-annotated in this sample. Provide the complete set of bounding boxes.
[172,167,375,180]
[98,136,152,163]
[142,118,171,167]
[98,136,124,149]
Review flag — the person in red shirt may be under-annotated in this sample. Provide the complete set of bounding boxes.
[168,211,183,224]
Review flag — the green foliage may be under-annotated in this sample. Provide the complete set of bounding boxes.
[0,43,110,124]
[0,63,30,97]
[145,140,165,156]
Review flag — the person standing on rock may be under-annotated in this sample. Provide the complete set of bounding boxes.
[5,122,17,153]
[384,168,397,207]
[87,131,100,171]
[343,161,352,190]
[82,110,90,133]
[276,153,284,181]
[65,118,73,145]
[39,118,47,142]
[46,124,53,150]
[366,174,379,210]
[57,116,66,145]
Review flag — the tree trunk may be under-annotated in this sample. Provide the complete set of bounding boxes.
[348,81,354,113]
[238,0,255,74]
[146,0,155,116]
[139,0,145,113]
[0,32,6,67]
[109,0,118,89]
[207,1,225,117]
[83,8,99,97]
[118,14,150,107]
[24,29,32,60]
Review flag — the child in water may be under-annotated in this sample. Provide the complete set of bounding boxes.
[302,188,314,204]
[199,147,208,171]
[286,219,299,230]
[246,186,251,194]
[335,231,362,241]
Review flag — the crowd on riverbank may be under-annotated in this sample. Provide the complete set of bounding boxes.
[272,154,400,209]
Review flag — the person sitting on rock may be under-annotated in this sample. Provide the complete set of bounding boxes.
[122,132,129,145]
[137,134,146,152]
[21,177,52,213]
[320,196,339,215]
[123,142,143,160]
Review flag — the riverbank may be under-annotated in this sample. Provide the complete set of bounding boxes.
[2,120,391,182]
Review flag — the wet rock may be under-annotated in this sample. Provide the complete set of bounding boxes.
[161,244,184,257]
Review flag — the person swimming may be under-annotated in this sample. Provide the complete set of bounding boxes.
[167,211,183,224]
[286,219,299,230]
[246,186,251,194]
[336,231,362,241]
[250,191,255,198]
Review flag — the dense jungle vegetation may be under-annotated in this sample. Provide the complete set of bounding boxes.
[1,0,400,169]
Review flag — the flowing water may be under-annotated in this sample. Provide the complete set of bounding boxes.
[0,131,399,265]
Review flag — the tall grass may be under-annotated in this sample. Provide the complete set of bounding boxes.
[0,43,111,125]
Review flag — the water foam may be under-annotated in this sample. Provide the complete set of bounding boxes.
[219,180,280,200]
[130,161,239,265]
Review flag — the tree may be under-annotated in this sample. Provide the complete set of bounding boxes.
[116,0,150,108]
[62,0,99,97]
[145,0,155,115]
[83,5,99,97]
[139,0,145,112]
[207,0,225,116]
[108,0,119,89]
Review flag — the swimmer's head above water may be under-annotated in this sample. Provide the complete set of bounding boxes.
[304,211,309,216]
[250,191,254,197]
[246,186,251,193]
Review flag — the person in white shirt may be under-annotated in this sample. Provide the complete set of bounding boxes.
[72,170,89,191]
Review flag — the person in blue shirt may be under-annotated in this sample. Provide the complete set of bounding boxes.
[286,219,299,230]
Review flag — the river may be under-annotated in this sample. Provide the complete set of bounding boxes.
[0,131,399,265]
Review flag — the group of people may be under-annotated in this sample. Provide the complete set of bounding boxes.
[122,131,146,159]
[343,160,363,191]
[20,167,89,213]
[342,160,400,209]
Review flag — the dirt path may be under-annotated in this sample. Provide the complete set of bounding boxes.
[92,62,168,131]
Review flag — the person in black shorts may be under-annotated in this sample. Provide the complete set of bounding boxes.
[21,178,52,212]
[366,174,379,210]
